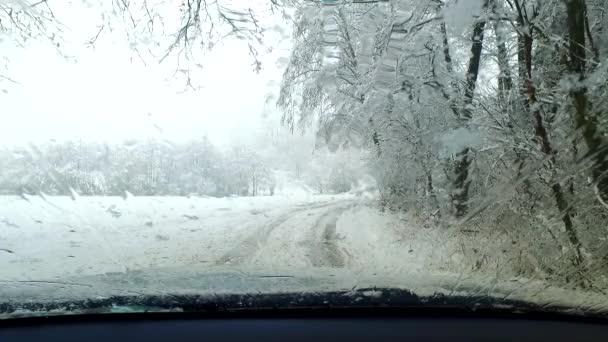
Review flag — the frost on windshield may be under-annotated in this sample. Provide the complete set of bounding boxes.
[1,0,608,316]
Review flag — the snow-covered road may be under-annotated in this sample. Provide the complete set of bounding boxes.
[222,199,355,270]
[0,194,368,280]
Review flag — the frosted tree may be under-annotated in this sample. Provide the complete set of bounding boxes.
[277,0,608,285]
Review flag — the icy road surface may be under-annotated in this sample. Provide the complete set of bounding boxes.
[0,194,408,280]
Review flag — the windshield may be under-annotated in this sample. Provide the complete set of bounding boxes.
[1,0,608,319]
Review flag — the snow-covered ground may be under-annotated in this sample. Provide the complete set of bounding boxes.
[0,190,446,282]
[0,193,360,280]
[0,192,573,281]
[0,191,455,284]
[3,193,608,316]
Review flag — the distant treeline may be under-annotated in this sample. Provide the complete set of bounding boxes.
[0,138,276,197]
[0,137,366,197]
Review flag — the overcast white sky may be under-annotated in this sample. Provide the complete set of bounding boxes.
[0,0,291,146]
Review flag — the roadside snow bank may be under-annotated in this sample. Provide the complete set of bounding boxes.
[337,205,438,274]
[335,204,516,278]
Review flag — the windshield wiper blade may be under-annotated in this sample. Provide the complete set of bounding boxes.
[2,288,606,320]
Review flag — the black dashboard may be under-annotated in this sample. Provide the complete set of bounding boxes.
[2,310,608,341]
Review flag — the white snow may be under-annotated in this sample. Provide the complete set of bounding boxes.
[2,194,608,315]
[273,170,315,198]
[0,193,451,282]
[438,127,486,157]
[442,0,485,35]
[334,204,472,277]
[0,193,348,280]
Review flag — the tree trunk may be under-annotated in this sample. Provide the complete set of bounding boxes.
[439,20,459,97]
[463,20,487,116]
[452,2,488,218]
[517,5,585,267]
[518,23,533,112]
[452,148,472,217]
[566,0,608,205]
[440,22,454,74]
[491,0,512,102]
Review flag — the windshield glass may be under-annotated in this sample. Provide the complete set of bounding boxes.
[2,0,608,318]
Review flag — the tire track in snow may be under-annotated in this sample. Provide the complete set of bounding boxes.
[306,204,353,268]
[215,200,348,266]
